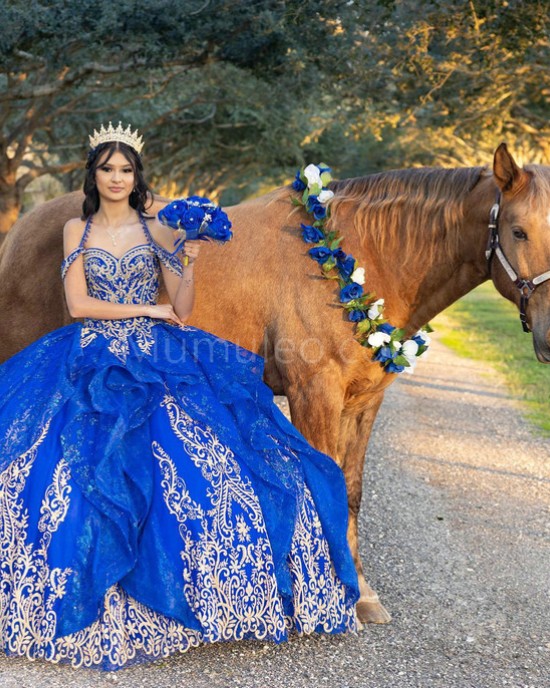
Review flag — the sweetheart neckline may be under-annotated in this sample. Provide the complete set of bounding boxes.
[83,244,153,261]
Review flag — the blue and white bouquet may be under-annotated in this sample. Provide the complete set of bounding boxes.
[158,196,233,255]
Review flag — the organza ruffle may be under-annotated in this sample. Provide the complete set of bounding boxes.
[0,321,359,667]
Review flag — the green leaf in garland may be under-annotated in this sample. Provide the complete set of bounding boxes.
[320,171,332,186]
[302,188,309,204]
[309,183,322,196]
[392,328,406,340]
[329,237,344,250]
[291,197,303,207]
[356,319,373,335]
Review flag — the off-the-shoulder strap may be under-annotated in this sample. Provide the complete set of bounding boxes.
[60,216,93,280]
[138,211,184,277]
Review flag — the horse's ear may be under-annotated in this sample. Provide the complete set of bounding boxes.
[493,143,529,194]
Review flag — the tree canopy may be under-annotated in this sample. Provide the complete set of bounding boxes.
[0,0,548,232]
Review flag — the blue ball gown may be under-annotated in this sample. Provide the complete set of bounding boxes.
[0,212,359,670]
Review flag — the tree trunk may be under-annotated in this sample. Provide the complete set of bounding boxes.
[0,165,21,236]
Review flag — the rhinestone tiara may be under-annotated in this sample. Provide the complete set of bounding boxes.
[88,121,144,154]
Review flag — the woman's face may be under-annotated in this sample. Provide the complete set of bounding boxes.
[94,149,135,203]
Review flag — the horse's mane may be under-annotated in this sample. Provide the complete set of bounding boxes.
[329,166,487,266]
[524,164,550,206]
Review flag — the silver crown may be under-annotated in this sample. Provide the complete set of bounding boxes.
[88,121,144,154]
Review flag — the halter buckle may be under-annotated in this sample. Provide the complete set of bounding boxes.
[515,279,536,298]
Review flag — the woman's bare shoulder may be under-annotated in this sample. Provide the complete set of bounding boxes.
[63,217,87,251]
[145,214,174,251]
[63,216,86,235]
[147,195,172,216]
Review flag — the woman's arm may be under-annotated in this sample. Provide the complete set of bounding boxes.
[62,219,185,324]
[146,216,200,321]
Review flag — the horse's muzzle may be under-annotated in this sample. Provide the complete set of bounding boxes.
[533,329,550,363]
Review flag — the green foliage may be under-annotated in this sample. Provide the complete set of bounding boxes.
[342,0,550,167]
[435,282,550,436]
[0,0,363,202]
[0,0,548,211]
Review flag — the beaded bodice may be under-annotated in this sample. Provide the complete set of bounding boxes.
[61,212,183,303]
[82,244,161,305]
[60,211,185,362]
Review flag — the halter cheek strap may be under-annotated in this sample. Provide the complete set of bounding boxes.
[485,191,550,333]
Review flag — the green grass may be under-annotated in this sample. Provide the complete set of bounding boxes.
[433,281,550,436]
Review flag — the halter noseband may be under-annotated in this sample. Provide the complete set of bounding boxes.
[485,191,550,333]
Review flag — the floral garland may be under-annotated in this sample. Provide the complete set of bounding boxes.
[291,164,432,374]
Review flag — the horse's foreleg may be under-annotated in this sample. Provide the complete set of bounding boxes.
[284,366,345,463]
[283,368,390,624]
[339,391,391,625]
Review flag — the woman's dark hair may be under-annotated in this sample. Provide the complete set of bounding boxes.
[81,141,154,219]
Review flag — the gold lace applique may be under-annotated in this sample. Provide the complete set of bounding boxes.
[159,393,356,638]
[80,317,158,363]
[157,393,286,641]
[0,419,74,660]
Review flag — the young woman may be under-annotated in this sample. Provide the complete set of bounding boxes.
[0,123,359,670]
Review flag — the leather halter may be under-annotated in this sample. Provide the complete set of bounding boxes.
[485,191,550,333]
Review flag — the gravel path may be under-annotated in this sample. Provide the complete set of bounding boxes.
[0,335,548,688]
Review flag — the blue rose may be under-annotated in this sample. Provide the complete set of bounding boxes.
[292,171,306,192]
[348,309,367,322]
[158,200,187,228]
[308,246,333,264]
[306,196,327,220]
[179,204,205,237]
[207,222,232,242]
[385,360,405,374]
[412,332,430,350]
[301,223,324,243]
[377,322,396,335]
[334,250,355,280]
[373,346,393,363]
[340,283,363,302]
[207,207,232,238]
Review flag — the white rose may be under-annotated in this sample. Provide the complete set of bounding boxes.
[403,360,416,374]
[402,340,419,360]
[367,298,385,320]
[415,331,431,347]
[318,189,335,203]
[304,164,322,187]
[350,267,365,285]
[367,331,391,348]
[391,340,402,351]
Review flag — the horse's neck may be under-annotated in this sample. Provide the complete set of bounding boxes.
[412,177,496,328]
[342,173,495,332]
[409,254,489,330]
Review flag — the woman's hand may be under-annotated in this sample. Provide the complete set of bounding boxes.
[175,237,201,264]
[144,303,186,326]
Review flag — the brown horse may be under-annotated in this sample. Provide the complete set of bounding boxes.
[1,144,549,624]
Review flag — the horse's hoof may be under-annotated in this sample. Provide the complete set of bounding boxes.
[356,597,392,624]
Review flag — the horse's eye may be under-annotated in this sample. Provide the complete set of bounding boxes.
[512,227,528,241]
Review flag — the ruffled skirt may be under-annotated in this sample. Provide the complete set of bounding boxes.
[0,319,359,670]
